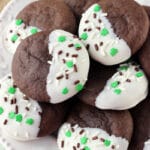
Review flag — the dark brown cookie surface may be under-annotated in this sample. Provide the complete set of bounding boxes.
[12,31,50,102]
[57,102,133,150]
[17,0,77,33]
[129,96,150,150]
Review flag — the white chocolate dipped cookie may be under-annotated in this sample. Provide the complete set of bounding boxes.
[79,1,149,65]
[12,30,90,104]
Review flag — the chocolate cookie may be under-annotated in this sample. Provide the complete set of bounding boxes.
[78,0,149,65]
[78,61,148,110]
[3,0,77,54]
[0,74,69,141]
[129,96,150,150]
[12,30,90,103]
[57,102,133,150]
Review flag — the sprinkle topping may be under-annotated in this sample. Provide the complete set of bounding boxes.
[100,28,109,36]
[16,114,23,122]
[80,33,88,40]
[110,48,118,56]
[104,139,111,147]
[62,88,69,95]
[26,118,34,125]
[8,87,16,94]
[75,83,84,92]
[65,130,72,137]
[66,61,74,68]
[30,28,38,34]
[93,4,101,12]
[16,19,23,25]
[136,71,144,78]
[114,89,122,95]
[8,112,16,119]
[58,36,66,42]
[0,107,4,115]
[80,137,88,144]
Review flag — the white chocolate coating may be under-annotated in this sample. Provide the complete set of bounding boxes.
[134,0,150,6]
[144,139,150,150]
[95,62,148,110]
[3,20,41,54]
[47,30,90,104]
[57,123,129,150]
[79,4,131,65]
[0,75,42,141]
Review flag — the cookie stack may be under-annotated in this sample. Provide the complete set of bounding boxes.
[0,0,149,149]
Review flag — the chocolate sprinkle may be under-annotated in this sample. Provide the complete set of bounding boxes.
[126,79,131,82]
[119,72,123,76]
[94,44,99,51]
[71,128,75,132]
[77,143,80,148]
[25,107,30,111]
[100,138,105,142]
[79,129,84,135]
[72,54,78,58]
[3,120,8,125]
[65,74,69,80]
[73,146,76,150]
[74,65,78,72]
[86,44,89,50]
[83,29,87,32]
[15,105,19,114]
[62,59,66,64]
[92,136,98,140]
[10,30,13,33]
[23,95,29,100]
[135,67,140,72]
[100,42,103,46]
[74,80,80,85]
[61,141,64,148]
[58,50,63,55]
[88,28,92,32]
[96,27,101,30]
[98,19,101,23]
[68,44,74,47]
[93,13,97,18]
[4,97,7,102]
[56,75,64,80]
[66,53,69,57]
[85,20,89,23]
[112,145,115,149]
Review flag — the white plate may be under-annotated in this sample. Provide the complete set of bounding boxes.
[0,0,59,149]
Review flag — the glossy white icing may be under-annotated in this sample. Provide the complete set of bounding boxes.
[95,62,148,110]
[144,139,150,150]
[79,4,131,65]
[47,30,90,104]
[134,0,150,6]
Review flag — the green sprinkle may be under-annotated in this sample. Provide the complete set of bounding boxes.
[58,36,66,42]
[136,71,144,78]
[16,19,23,25]
[114,89,122,95]
[11,35,18,42]
[80,137,88,144]
[110,48,118,56]
[75,83,84,92]
[8,87,16,94]
[100,28,109,36]
[9,112,16,119]
[119,65,129,71]
[62,88,69,95]
[94,4,101,12]
[30,28,38,34]
[16,114,23,122]
[84,146,91,150]
[26,118,34,125]
[111,81,119,88]
[74,43,82,49]
[104,139,111,147]
[80,33,88,40]
[0,107,4,115]
[65,130,72,137]
[66,61,74,68]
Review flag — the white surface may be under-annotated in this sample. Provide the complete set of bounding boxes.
[134,0,150,6]
[95,62,148,110]
[0,0,58,149]
[58,123,129,150]
[79,4,131,65]
[0,0,38,78]
[47,30,89,103]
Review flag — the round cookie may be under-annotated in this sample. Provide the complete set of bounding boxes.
[78,0,149,65]
[129,96,150,150]
[57,102,133,150]
[12,30,90,103]
[0,74,69,141]
[78,61,148,110]
[3,0,77,54]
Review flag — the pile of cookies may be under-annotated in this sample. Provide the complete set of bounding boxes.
[0,0,149,149]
